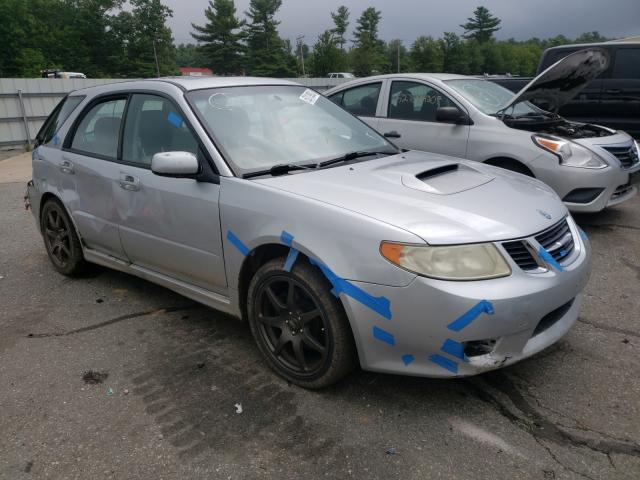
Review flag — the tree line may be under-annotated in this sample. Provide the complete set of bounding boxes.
[0,1,610,78]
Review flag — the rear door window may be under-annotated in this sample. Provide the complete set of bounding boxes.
[121,94,199,167]
[612,48,640,79]
[70,98,126,159]
[36,96,84,145]
[340,83,382,116]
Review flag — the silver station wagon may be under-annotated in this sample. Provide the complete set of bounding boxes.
[27,77,592,388]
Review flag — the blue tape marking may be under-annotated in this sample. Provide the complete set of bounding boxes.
[401,354,414,366]
[167,111,183,128]
[538,246,564,272]
[579,229,588,241]
[447,300,494,332]
[373,326,395,346]
[429,354,458,374]
[309,258,392,320]
[441,338,467,362]
[52,134,60,146]
[32,148,37,161]
[226,230,250,256]
[281,231,294,246]
[283,248,299,272]
[558,249,567,259]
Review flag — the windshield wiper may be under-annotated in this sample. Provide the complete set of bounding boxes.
[316,150,396,169]
[242,163,315,179]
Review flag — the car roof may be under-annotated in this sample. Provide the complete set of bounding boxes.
[544,40,639,51]
[325,73,472,93]
[69,76,302,96]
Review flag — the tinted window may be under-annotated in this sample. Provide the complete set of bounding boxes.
[341,83,381,116]
[122,94,199,167]
[389,81,457,122]
[328,91,343,105]
[612,49,640,79]
[71,98,126,158]
[37,96,84,145]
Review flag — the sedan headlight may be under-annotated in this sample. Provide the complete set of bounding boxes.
[532,134,607,169]
[380,242,511,281]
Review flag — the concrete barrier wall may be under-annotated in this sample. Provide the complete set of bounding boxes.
[0,77,350,149]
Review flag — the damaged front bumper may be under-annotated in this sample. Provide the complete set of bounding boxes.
[340,217,592,378]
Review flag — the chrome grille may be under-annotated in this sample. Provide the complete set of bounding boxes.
[535,218,575,263]
[602,145,639,169]
[502,218,576,272]
[502,241,538,271]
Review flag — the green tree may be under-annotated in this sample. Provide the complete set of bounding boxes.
[460,6,501,43]
[191,0,245,75]
[244,0,295,76]
[385,39,408,73]
[351,7,385,76]
[175,43,204,67]
[114,0,177,77]
[574,31,609,44]
[409,36,444,72]
[309,30,343,76]
[440,32,468,73]
[331,6,350,51]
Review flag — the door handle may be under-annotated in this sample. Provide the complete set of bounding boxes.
[59,159,74,174]
[384,130,402,138]
[604,89,621,94]
[119,173,140,191]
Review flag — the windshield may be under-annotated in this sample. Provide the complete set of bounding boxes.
[187,85,395,175]
[445,79,542,117]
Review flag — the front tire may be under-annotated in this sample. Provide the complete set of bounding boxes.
[247,258,357,389]
[40,198,87,276]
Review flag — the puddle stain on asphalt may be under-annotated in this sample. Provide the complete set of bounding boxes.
[82,370,109,384]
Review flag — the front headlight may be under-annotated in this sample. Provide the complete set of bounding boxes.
[380,242,511,281]
[532,134,607,169]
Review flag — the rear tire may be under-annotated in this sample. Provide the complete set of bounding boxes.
[247,258,357,389]
[40,198,87,276]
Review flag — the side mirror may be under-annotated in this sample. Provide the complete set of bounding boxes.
[151,151,199,177]
[436,106,473,125]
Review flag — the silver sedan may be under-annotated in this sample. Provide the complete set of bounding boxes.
[27,77,592,388]
[325,50,640,213]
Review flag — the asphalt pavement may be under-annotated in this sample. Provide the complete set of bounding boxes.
[1,165,639,479]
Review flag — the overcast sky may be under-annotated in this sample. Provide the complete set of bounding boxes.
[165,0,640,46]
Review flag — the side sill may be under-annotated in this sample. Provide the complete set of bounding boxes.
[83,249,241,318]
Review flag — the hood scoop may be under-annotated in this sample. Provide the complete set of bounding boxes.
[401,162,493,195]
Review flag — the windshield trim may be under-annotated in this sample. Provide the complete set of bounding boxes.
[184,84,397,178]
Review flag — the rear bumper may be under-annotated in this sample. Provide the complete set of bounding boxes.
[340,217,592,377]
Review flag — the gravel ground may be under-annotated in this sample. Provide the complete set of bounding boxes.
[1,179,639,480]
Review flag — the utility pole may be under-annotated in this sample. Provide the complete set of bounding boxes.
[152,39,161,78]
[397,42,400,73]
[296,34,306,77]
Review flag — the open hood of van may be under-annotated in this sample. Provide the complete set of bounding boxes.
[501,48,610,113]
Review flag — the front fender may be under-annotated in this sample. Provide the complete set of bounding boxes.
[219,176,420,291]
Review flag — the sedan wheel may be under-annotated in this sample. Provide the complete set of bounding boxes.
[248,258,356,388]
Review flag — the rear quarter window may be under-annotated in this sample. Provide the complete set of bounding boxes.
[612,48,640,79]
[36,96,84,146]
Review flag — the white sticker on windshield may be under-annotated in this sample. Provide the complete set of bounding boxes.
[299,89,320,105]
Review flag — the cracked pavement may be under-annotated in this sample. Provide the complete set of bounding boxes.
[1,178,639,479]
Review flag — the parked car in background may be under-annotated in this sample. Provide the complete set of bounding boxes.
[27,77,591,388]
[325,49,640,212]
[41,69,87,79]
[489,40,640,138]
[327,72,355,79]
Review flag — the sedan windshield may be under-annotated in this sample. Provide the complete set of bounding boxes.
[446,79,543,117]
[187,85,396,175]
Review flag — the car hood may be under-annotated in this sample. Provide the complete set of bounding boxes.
[502,48,610,113]
[257,151,567,245]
